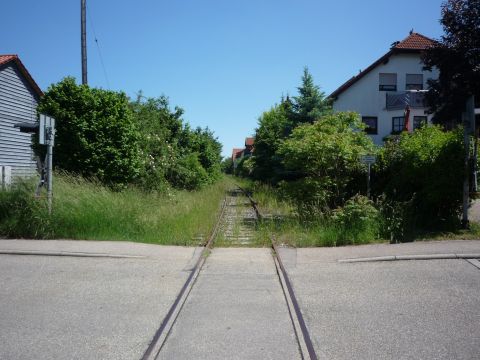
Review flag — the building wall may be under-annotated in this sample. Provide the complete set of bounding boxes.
[0,62,39,178]
[333,53,439,144]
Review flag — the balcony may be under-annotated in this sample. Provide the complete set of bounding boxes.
[386,90,426,110]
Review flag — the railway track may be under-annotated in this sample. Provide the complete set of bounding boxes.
[141,186,317,360]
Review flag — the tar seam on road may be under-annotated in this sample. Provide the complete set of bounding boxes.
[241,186,318,360]
[140,199,227,360]
[466,258,480,269]
[0,250,146,259]
[338,253,480,263]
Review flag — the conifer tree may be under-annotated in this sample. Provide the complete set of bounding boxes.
[292,67,331,125]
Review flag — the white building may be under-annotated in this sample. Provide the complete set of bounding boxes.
[330,32,439,144]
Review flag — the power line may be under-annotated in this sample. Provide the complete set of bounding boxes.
[87,6,110,89]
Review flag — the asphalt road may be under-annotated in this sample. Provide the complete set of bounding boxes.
[0,240,202,360]
[279,240,480,360]
[0,239,479,359]
[159,248,301,360]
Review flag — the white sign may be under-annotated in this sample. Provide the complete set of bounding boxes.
[361,155,376,164]
[39,114,55,146]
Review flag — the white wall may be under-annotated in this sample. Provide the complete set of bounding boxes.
[333,53,439,144]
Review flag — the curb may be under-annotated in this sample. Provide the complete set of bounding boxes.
[338,253,480,263]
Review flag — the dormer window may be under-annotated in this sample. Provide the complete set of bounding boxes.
[379,73,397,91]
[406,74,423,90]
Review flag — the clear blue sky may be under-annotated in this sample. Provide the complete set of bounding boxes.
[1,0,444,157]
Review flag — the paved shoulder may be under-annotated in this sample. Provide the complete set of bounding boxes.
[159,248,301,360]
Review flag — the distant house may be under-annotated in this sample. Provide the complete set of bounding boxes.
[231,137,255,170]
[329,32,439,144]
[0,54,43,178]
[244,137,254,156]
[231,148,244,162]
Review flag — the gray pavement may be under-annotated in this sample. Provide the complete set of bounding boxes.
[158,248,301,359]
[0,240,201,360]
[279,240,480,360]
[2,239,480,360]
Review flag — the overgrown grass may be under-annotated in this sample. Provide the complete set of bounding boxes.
[240,179,388,247]
[242,178,480,247]
[0,174,234,245]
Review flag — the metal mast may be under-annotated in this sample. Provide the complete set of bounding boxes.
[81,0,88,84]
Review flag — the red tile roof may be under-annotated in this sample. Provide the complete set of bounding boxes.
[394,32,435,50]
[0,55,17,65]
[329,33,436,99]
[0,54,43,97]
[245,137,254,146]
[232,148,244,160]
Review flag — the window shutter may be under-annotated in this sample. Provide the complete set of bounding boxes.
[379,73,397,86]
[406,74,423,85]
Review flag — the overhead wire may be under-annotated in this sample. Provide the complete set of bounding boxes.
[87,6,111,89]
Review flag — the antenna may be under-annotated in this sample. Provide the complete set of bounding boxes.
[81,0,88,84]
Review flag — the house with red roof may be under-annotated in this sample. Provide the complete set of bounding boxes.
[329,32,439,144]
[0,55,43,180]
[231,137,255,171]
[231,148,244,162]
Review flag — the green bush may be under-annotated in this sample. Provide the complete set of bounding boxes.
[331,195,379,244]
[168,153,209,190]
[37,77,141,188]
[374,125,464,232]
[131,95,222,191]
[279,112,376,217]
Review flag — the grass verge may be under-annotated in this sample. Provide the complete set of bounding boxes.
[0,174,235,245]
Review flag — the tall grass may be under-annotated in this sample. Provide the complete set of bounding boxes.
[0,174,234,245]
[241,180,385,247]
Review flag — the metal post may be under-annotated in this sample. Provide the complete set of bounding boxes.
[462,100,473,228]
[468,96,477,192]
[81,0,88,85]
[47,136,53,214]
[367,163,371,199]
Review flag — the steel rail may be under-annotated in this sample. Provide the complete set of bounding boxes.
[140,198,227,360]
[239,185,318,360]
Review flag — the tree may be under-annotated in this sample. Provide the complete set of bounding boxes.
[292,67,332,125]
[221,157,234,174]
[423,0,480,124]
[131,94,222,190]
[278,112,375,216]
[130,94,184,190]
[37,77,141,188]
[251,99,293,183]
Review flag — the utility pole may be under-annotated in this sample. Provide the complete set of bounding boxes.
[81,0,88,85]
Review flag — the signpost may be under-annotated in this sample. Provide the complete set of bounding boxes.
[13,115,55,213]
[361,155,376,198]
[39,115,56,214]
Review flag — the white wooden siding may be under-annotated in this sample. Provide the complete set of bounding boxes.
[0,63,39,178]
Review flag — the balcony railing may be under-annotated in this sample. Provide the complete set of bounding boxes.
[386,90,426,110]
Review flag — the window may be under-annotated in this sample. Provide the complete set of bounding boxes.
[392,116,405,133]
[362,116,378,134]
[379,73,397,91]
[406,74,423,90]
[413,116,427,130]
